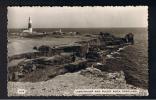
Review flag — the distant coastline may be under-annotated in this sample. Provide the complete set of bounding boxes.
[8,27,148,33]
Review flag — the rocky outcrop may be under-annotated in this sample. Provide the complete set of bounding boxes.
[8,32,134,82]
[8,53,73,81]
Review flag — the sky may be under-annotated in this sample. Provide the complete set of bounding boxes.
[7,6,148,28]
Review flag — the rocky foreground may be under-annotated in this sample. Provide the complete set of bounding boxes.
[8,67,148,96]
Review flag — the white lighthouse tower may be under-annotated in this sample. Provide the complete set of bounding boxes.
[28,16,33,33]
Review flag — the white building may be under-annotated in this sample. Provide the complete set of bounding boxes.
[22,17,33,33]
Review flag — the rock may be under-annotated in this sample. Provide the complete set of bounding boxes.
[80,67,106,78]
[37,45,51,52]
[64,60,87,72]
[86,51,102,61]
[107,71,125,80]
[117,47,125,52]
[106,54,114,59]
[93,64,110,72]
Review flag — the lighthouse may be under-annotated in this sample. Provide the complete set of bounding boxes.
[28,17,33,33]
